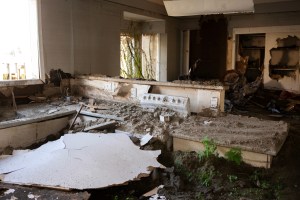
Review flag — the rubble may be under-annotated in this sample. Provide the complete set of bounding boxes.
[224,69,263,107]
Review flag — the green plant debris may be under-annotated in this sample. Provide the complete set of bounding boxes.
[198,136,217,160]
[198,168,215,187]
[228,174,238,183]
[225,147,242,165]
[120,22,155,80]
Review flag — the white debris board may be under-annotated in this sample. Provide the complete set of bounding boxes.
[0,133,163,190]
[140,93,190,116]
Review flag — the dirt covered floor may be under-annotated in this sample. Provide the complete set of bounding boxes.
[0,98,299,200]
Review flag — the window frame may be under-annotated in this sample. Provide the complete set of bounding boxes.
[0,0,45,86]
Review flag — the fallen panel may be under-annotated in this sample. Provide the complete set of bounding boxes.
[164,0,254,16]
[0,133,162,190]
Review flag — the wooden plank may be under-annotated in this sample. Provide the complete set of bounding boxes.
[173,137,272,168]
[69,104,84,130]
[83,121,117,132]
[80,110,128,122]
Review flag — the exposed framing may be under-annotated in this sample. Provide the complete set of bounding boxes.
[231,25,300,70]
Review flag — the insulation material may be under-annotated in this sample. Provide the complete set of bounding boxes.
[163,0,254,16]
[0,133,162,190]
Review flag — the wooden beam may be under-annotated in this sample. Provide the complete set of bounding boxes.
[80,110,128,122]
[69,104,84,130]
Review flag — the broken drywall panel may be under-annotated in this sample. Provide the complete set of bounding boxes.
[140,133,153,146]
[163,0,254,17]
[140,93,191,116]
[0,133,162,190]
[132,84,151,100]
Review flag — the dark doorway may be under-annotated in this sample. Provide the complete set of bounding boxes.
[189,16,227,79]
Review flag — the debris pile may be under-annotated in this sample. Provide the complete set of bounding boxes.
[250,89,300,115]
[223,69,263,108]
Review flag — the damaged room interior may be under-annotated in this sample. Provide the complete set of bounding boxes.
[1,0,300,199]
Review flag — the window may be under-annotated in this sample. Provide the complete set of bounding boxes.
[0,0,41,81]
[120,33,159,80]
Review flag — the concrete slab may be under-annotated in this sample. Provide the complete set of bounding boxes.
[171,114,288,156]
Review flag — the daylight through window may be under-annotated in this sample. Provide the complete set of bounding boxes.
[0,0,40,81]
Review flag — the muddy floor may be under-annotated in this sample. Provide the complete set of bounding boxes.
[0,98,299,199]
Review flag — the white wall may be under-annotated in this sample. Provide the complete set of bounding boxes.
[41,0,73,74]
[264,32,300,93]
[41,0,181,81]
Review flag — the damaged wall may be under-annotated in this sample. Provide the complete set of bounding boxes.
[227,12,300,70]
[41,0,181,81]
[264,33,300,93]
[225,7,300,93]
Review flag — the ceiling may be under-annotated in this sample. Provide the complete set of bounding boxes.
[146,0,295,5]
[124,11,164,22]
[146,0,164,5]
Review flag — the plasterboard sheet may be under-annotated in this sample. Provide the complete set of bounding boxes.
[0,133,162,190]
[163,0,254,16]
